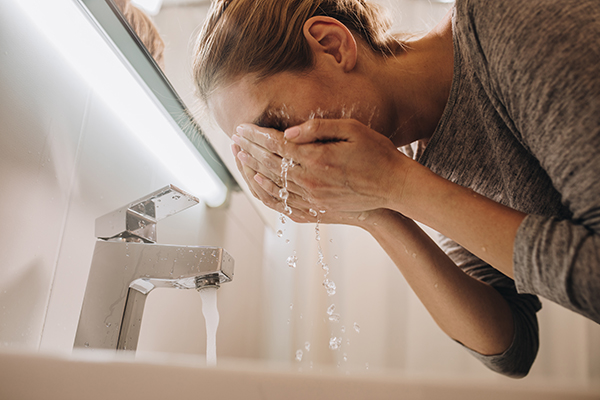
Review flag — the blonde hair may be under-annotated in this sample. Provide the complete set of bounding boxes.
[192,0,399,105]
[115,0,166,69]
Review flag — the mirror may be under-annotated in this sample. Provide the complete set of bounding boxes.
[78,0,238,194]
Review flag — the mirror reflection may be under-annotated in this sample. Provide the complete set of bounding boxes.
[101,0,598,387]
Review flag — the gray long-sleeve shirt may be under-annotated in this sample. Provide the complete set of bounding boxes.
[417,0,600,377]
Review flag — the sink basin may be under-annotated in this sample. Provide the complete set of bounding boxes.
[0,350,597,400]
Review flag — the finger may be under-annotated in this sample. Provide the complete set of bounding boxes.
[253,173,311,209]
[232,144,261,198]
[236,124,285,155]
[236,148,283,186]
[233,134,284,179]
[284,118,356,144]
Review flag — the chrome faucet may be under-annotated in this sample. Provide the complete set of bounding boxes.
[74,185,234,351]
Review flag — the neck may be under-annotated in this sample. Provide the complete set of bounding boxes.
[378,10,454,147]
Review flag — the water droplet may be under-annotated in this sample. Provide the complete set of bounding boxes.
[84,342,90,348]
[295,349,303,362]
[329,336,342,350]
[285,239,290,244]
[287,255,298,268]
[353,323,361,333]
[343,353,348,362]
[365,363,369,370]
[341,326,346,333]
[280,158,294,215]
[304,341,311,352]
[323,279,336,296]
[411,253,417,258]
[327,304,336,315]
[328,314,340,322]
[481,246,487,252]
[334,254,338,259]
[279,188,289,201]
[309,208,318,217]
[105,323,111,328]
[276,230,283,237]
[289,303,293,310]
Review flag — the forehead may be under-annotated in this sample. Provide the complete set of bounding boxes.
[209,75,266,136]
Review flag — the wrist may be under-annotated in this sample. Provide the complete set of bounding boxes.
[355,208,411,233]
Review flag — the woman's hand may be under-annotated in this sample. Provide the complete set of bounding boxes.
[230,129,382,226]
[233,118,414,221]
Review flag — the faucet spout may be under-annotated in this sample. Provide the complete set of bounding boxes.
[74,241,233,351]
[73,185,234,352]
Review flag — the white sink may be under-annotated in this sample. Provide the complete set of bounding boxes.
[0,350,598,400]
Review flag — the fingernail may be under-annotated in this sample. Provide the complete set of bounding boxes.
[232,134,241,144]
[236,125,244,135]
[237,151,248,163]
[284,126,300,140]
[253,174,264,185]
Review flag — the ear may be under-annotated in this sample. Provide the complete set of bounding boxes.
[303,16,358,72]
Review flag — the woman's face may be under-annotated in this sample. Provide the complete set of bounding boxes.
[209,68,392,140]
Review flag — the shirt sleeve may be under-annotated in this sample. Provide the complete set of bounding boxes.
[439,235,541,378]
[460,0,600,323]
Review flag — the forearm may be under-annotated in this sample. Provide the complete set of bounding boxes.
[390,160,527,279]
[361,209,515,355]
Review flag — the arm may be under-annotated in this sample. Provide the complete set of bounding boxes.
[232,123,537,376]
[280,119,526,279]
[360,209,517,357]
[455,0,600,322]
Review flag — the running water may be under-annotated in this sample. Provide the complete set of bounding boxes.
[314,212,336,296]
[199,286,219,366]
[279,158,295,216]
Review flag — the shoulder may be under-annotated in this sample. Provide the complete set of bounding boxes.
[452,0,600,113]
[454,0,600,54]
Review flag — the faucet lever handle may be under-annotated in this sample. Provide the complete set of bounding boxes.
[95,184,199,242]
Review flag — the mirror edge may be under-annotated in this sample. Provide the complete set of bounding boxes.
[76,0,240,193]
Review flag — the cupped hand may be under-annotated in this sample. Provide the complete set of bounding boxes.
[235,118,413,214]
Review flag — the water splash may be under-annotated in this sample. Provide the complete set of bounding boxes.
[328,314,340,322]
[327,304,336,315]
[323,279,336,296]
[329,336,342,350]
[287,254,298,268]
[279,158,295,215]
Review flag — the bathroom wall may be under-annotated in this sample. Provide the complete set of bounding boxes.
[0,0,266,361]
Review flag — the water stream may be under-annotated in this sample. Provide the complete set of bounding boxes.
[199,286,219,366]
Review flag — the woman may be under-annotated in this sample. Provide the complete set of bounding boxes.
[192,0,600,377]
